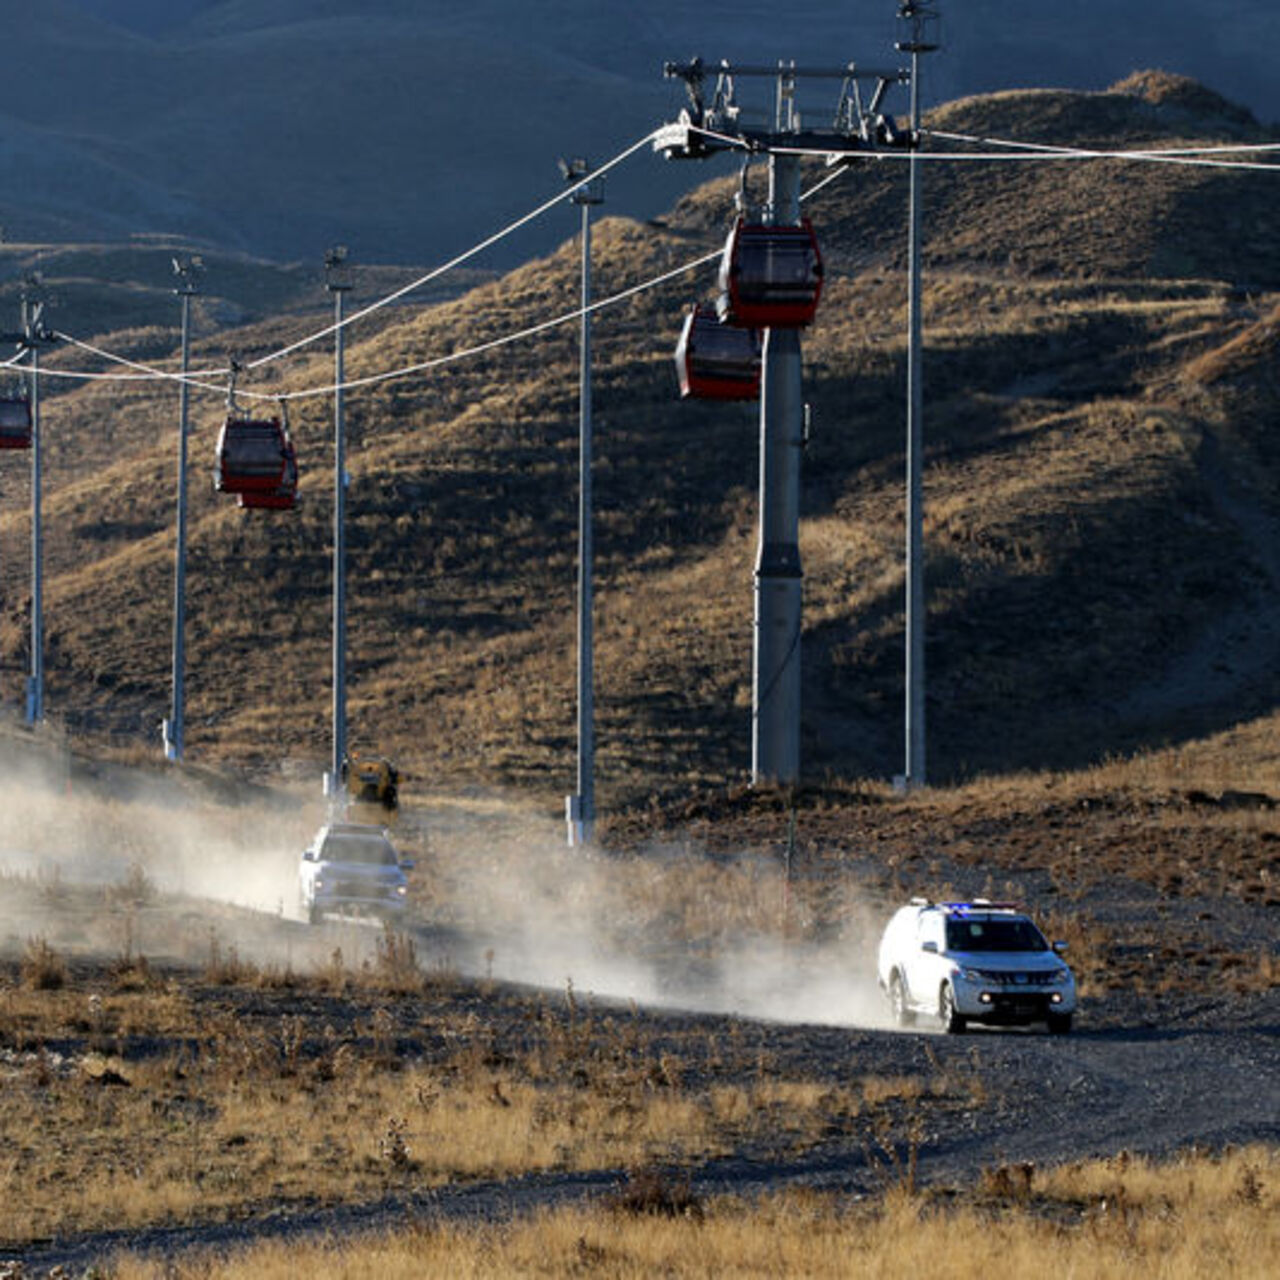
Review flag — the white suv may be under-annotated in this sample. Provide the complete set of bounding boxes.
[878,899,1077,1034]
[299,823,412,925]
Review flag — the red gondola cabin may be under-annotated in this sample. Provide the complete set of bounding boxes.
[238,440,298,511]
[675,304,761,401]
[215,416,292,495]
[0,396,32,450]
[716,217,824,329]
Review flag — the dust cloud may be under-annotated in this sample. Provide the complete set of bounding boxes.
[0,737,328,968]
[427,804,893,1029]
[0,737,892,1029]
[0,767,300,903]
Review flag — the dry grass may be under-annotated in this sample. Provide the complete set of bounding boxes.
[18,936,67,991]
[0,1052,721,1242]
[104,1145,1280,1279]
[0,946,960,1246]
[842,726,1280,914]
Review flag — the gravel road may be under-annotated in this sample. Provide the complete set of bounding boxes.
[2,791,1277,1274]
[7,976,1277,1274]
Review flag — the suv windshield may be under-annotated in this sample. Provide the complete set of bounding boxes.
[321,835,397,866]
[945,916,1048,953]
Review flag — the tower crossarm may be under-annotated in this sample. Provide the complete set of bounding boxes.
[656,58,911,161]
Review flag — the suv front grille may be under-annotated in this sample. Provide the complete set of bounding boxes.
[975,970,1051,986]
[329,880,396,899]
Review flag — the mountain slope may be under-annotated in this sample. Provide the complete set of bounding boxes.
[0,78,1277,804]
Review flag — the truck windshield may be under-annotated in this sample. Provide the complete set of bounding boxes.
[946,917,1048,953]
[323,836,397,866]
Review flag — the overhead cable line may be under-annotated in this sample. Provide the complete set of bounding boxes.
[17,123,1280,396]
[17,357,211,386]
[922,129,1280,173]
[929,129,1280,158]
[38,246,722,399]
[245,128,664,372]
[799,164,851,201]
[53,331,225,381]
[776,144,1280,171]
[34,128,665,393]
[773,138,1280,172]
[33,127,1276,403]
[38,161,846,400]
[240,246,728,401]
[685,118,1280,171]
[238,162,847,401]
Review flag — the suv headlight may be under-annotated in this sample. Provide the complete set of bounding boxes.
[1046,968,1071,985]
[958,966,984,982]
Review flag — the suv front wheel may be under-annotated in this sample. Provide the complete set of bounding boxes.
[889,971,915,1028]
[940,983,966,1034]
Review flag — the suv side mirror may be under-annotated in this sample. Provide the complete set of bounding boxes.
[302,849,315,862]
[399,859,415,871]
[921,940,938,955]
[1052,940,1069,955]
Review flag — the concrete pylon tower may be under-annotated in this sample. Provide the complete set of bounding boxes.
[752,151,804,786]
[654,56,912,789]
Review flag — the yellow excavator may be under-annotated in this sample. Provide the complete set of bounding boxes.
[343,749,399,823]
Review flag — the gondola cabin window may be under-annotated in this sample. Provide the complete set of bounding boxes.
[716,219,824,329]
[0,396,32,449]
[675,304,761,401]
[215,417,290,494]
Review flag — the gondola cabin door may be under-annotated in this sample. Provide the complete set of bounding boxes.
[238,439,298,510]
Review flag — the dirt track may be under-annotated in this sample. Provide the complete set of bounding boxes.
[1,753,1277,1271]
[3,882,1277,1273]
[7,985,1279,1273]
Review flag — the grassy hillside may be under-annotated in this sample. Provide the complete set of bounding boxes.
[0,75,1277,809]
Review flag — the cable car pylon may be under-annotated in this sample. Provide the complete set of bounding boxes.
[1,280,61,725]
[656,56,911,787]
[164,253,203,763]
[897,2,940,793]
[325,246,353,805]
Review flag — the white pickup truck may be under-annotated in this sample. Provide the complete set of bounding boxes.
[299,822,412,925]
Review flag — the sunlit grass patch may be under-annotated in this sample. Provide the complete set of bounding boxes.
[105,1145,1280,1279]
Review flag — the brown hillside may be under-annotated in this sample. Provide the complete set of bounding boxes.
[0,76,1277,807]
[1182,298,1280,387]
